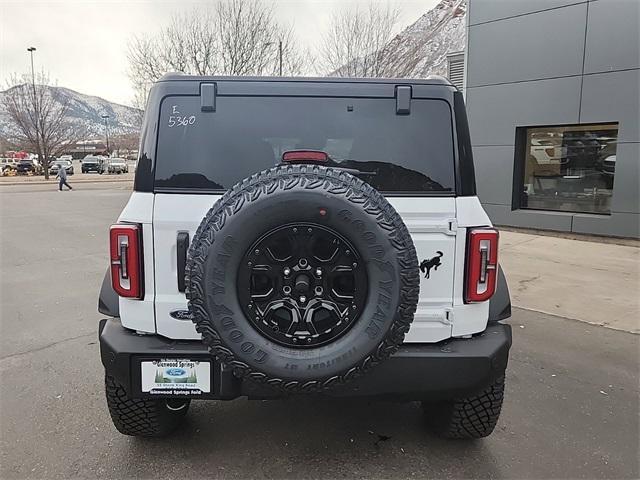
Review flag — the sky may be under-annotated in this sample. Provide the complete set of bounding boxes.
[0,0,439,106]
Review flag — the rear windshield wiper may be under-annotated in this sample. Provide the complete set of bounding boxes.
[331,166,377,176]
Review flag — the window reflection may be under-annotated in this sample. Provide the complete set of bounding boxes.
[154,96,455,194]
[518,123,618,215]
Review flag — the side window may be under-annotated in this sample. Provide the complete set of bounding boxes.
[154,96,455,194]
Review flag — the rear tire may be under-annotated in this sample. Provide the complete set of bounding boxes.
[104,375,190,437]
[423,375,505,439]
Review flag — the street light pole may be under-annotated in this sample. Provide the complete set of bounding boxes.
[265,41,283,76]
[26,47,42,173]
[27,47,36,94]
[101,115,110,155]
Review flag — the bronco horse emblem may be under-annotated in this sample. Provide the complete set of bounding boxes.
[419,251,443,279]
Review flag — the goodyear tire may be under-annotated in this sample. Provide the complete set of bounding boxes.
[186,165,420,393]
[105,375,190,437]
[423,376,506,439]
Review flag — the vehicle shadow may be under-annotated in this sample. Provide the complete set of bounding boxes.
[117,397,502,479]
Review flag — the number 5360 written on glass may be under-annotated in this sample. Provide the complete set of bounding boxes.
[168,115,196,127]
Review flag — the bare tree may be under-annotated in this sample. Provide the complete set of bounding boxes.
[320,3,400,78]
[215,0,303,76]
[127,0,307,108]
[2,73,80,179]
[109,132,140,156]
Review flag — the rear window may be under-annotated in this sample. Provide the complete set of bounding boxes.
[155,96,455,194]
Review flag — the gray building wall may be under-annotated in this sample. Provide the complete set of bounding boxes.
[465,0,639,237]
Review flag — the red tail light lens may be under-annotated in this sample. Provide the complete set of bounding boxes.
[110,224,143,299]
[465,228,499,303]
[282,150,328,163]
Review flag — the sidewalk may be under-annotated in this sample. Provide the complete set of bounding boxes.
[499,229,640,333]
[0,172,134,185]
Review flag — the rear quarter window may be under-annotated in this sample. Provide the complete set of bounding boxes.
[154,96,455,194]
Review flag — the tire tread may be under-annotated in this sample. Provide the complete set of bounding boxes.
[104,375,187,437]
[425,375,505,439]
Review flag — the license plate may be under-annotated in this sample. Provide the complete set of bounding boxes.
[141,359,211,395]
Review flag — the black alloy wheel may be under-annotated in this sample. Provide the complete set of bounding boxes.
[237,223,368,348]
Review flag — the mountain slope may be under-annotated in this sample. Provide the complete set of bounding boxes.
[0,85,141,139]
[382,0,466,78]
[330,0,467,79]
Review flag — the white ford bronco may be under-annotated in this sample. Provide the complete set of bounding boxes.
[98,75,512,438]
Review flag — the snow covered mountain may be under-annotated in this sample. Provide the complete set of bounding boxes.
[0,85,141,139]
[331,0,466,79]
[382,0,466,78]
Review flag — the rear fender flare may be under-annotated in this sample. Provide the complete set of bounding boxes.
[488,265,511,322]
[98,268,119,317]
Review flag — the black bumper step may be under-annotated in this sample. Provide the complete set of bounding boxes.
[99,318,511,401]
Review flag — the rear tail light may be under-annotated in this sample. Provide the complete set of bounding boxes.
[110,224,143,299]
[282,150,328,164]
[465,228,499,303]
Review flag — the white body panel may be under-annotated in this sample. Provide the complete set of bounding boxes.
[451,196,493,337]
[387,198,457,343]
[115,190,493,341]
[127,193,494,342]
[152,194,222,339]
[116,192,156,333]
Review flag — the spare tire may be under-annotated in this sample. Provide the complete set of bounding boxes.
[186,165,419,393]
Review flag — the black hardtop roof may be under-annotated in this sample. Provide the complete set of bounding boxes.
[157,73,454,88]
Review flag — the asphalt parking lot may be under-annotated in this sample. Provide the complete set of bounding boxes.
[1,183,638,479]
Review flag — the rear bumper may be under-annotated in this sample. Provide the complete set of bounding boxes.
[99,318,511,401]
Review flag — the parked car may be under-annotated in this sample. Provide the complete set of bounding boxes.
[58,154,73,162]
[107,158,128,174]
[50,160,74,176]
[16,159,38,175]
[99,75,512,439]
[81,156,105,174]
[1,158,19,175]
[529,136,568,166]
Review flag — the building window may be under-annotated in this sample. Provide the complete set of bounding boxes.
[514,123,618,215]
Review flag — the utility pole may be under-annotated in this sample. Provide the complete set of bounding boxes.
[27,47,41,171]
[27,47,36,95]
[101,114,110,155]
[266,41,283,76]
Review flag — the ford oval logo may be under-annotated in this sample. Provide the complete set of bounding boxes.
[169,310,194,321]
[165,368,186,376]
